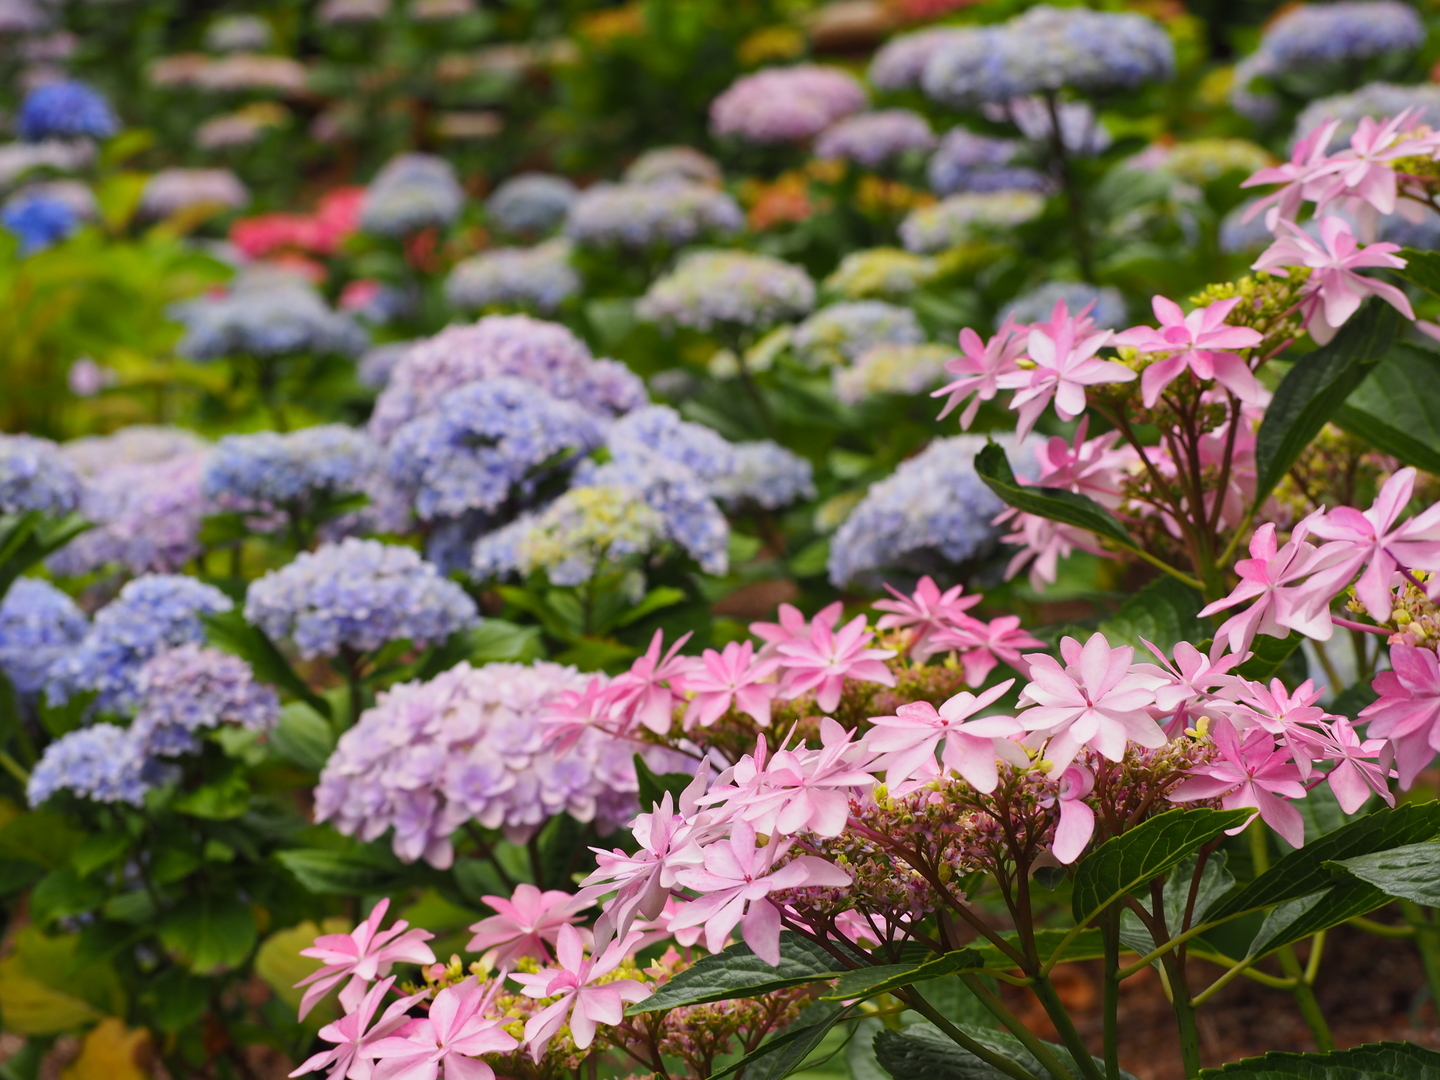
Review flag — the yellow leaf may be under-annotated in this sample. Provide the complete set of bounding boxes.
[0,954,101,1035]
[253,918,348,1023]
[60,1018,152,1080]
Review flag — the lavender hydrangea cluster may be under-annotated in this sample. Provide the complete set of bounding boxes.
[833,343,953,405]
[46,575,233,712]
[711,441,815,511]
[0,433,81,516]
[575,453,730,576]
[828,435,1018,586]
[17,80,117,142]
[604,405,737,484]
[922,6,1174,109]
[130,644,278,757]
[387,378,603,521]
[637,250,815,333]
[1000,97,1113,157]
[868,26,973,92]
[791,300,924,369]
[0,578,86,695]
[1000,281,1128,330]
[369,315,645,444]
[444,240,580,313]
[173,272,367,360]
[139,168,249,218]
[359,153,466,238]
[709,65,868,144]
[202,425,380,515]
[27,724,155,807]
[927,128,1048,196]
[244,538,478,659]
[485,173,577,235]
[899,191,1045,254]
[813,110,936,169]
[564,181,743,249]
[623,146,722,187]
[1294,82,1440,146]
[315,660,674,865]
[358,341,413,390]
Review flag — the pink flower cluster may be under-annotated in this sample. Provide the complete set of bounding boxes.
[230,186,364,259]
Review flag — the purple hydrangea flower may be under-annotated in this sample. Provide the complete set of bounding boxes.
[869,27,974,92]
[814,109,936,168]
[927,128,1048,196]
[172,272,368,361]
[244,538,478,659]
[130,643,279,757]
[27,723,155,806]
[359,153,465,238]
[445,239,580,313]
[0,433,81,516]
[564,181,743,249]
[605,405,737,484]
[1262,1,1423,73]
[637,250,815,332]
[18,80,117,142]
[710,64,868,144]
[358,341,414,390]
[0,577,86,695]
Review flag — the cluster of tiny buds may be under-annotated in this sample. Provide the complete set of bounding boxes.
[1189,269,1310,355]
[1350,570,1440,649]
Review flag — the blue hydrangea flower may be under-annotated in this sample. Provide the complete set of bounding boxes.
[712,441,815,511]
[244,538,478,659]
[1261,1,1422,73]
[445,240,580,313]
[2,194,78,254]
[999,282,1128,330]
[130,644,279,757]
[172,272,368,361]
[0,578,87,695]
[564,181,744,249]
[604,405,737,484]
[27,723,155,807]
[791,301,925,370]
[927,128,1048,197]
[486,173,578,235]
[46,575,233,712]
[1294,82,1440,147]
[0,434,82,516]
[813,110,936,169]
[637,250,815,333]
[387,378,604,521]
[359,153,466,238]
[203,425,381,515]
[869,27,973,92]
[17,81,117,142]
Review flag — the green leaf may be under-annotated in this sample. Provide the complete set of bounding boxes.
[1335,342,1440,475]
[614,586,687,628]
[975,443,1134,549]
[1234,633,1305,683]
[204,611,331,720]
[971,929,1106,971]
[1252,299,1401,510]
[1119,852,1235,958]
[629,932,847,1013]
[1244,881,1388,959]
[29,867,106,926]
[276,847,405,895]
[1096,576,1207,653]
[0,810,85,868]
[1072,808,1252,926]
[1396,249,1440,299]
[1206,802,1440,924]
[712,1002,853,1080]
[71,832,131,879]
[634,754,695,811]
[1327,840,1440,905]
[158,895,257,973]
[1198,1040,1440,1080]
[172,768,251,820]
[821,949,984,1001]
[270,701,337,773]
[466,619,545,663]
[874,1022,1135,1080]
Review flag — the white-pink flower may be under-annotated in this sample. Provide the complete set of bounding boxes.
[669,820,851,964]
[290,977,427,1080]
[465,884,589,970]
[296,898,437,1020]
[932,316,1028,428]
[998,307,1132,438]
[930,614,1045,686]
[1316,719,1394,814]
[1132,640,1243,735]
[774,612,896,712]
[865,680,1021,792]
[1112,296,1264,407]
[511,926,651,1060]
[368,977,517,1080]
[872,575,983,663]
[1240,118,1342,229]
[681,640,780,729]
[605,629,695,735]
[1051,765,1096,865]
[1170,720,1308,848]
[1307,111,1424,225]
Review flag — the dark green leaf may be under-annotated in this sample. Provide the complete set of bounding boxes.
[71,832,130,879]
[1253,299,1401,509]
[1198,1040,1440,1080]
[1234,633,1305,683]
[148,968,209,1033]
[1072,808,1251,925]
[822,949,984,1001]
[1246,881,1387,958]
[276,847,404,895]
[1097,576,1207,653]
[1327,841,1440,905]
[204,611,331,720]
[975,443,1134,549]
[1330,684,1380,722]
[1335,342,1440,475]
[1207,802,1440,924]
[712,1002,852,1080]
[874,1022,1134,1080]
[634,754,695,811]
[173,769,251,820]
[29,867,106,926]
[973,929,1106,972]
[629,932,847,1013]
[270,701,337,773]
[0,811,84,868]
[614,586,688,628]
[1396,249,1440,299]
[159,895,257,973]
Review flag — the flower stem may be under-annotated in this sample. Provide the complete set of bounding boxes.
[901,986,1043,1080]
[1101,908,1121,1080]
[960,974,1080,1080]
[1400,900,1440,1022]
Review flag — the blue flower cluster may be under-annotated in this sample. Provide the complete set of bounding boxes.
[0,433,82,516]
[203,425,380,514]
[17,80,117,142]
[244,538,478,659]
[575,453,730,575]
[637,250,815,332]
[387,377,603,520]
[927,128,1048,197]
[868,27,973,92]
[131,644,279,757]
[486,173,578,235]
[791,301,925,370]
[828,435,1010,586]
[711,441,816,511]
[173,272,368,361]
[1294,82,1440,147]
[46,575,233,712]
[359,153,466,237]
[564,181,744,249]
[999,281,1128,330]
[604,405,737,484]
[27,724,156,807]
[445,239,580,313]
[922,6,1174,109]
[3,194,78,254]
[0,578,87,695]
[813,110,936,169]
[1262,1,1421,74]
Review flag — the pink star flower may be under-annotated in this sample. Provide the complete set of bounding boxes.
[1113,296,1264,408]
[1015,633,1166,772]
[1252,216,1413,345]
[465,884,589,970]
[289,977,427,1080]
[997,306,1132,438]
[1360,644,1440,787]
[368,977,517,1080]
[774,612,896,713]
[930,614,1046,686]
[932,316,1029,428]
[1132,640,1243,735]
[1316,719,1394,814]
[511,926,651,1060]
[539,676,613,753]
[1051,764,1096,865]
[1307,111,1425,225]
[1308,467,1440,622]
[872,575,983,662]
[605,629,696,735]
[296,898,437,1020]
[1170,720,1308,848]
[669,820,852,964]
[1240,118,1342,229]
[681,640,780,729]
[1219,677,1334,780]
[865,680,1022,792]
[1028,418,1132,508]
[751,601,843,659]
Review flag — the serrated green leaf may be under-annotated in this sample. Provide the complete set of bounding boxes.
[975,443,1134,549]
[1198,1040,1440,1080]
[628,932,847,1013]
[1072,808,1251,926]
[821,949,984,1000]
[1096,576,1207,653]
[276,847,405,895]
[158,895,257,973]
[1327,840,1440,905]
[1252,299,1401,510]
[712,1001,852,1080]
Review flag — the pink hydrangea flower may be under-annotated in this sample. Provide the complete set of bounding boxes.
[1051,764,1096,864]
[997,305,1132,438]
[1317,719,1394,814]
[1112,296,1264,408]
[367,976,517,1080]
[289,976,427,1080]
[1240,118,1342,229]
[681,640,780,729]
[1307,111,1425,226]
[865,680,1021,792]
[1220,677,1333,780]
[773,612,896,712]
[1170,720,1307,848]
[511,925,651,1060]
[751,601,843,659]
[1132,640,1243,735]
[932,316,1028,428]
[1360,643,1440,787]
[932,614,1046,686]
[465,884,589,969]
[296,898,437,1020]
[872,575,983,662]
[605,629,695,735]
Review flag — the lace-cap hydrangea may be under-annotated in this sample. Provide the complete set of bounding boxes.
[637,250,815,333]
[0,433,81,516]
[130,643,279,756]
[359,153,466,238]
[245,538,478,660]
[445,239,580,314]
[0,577,86,695]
